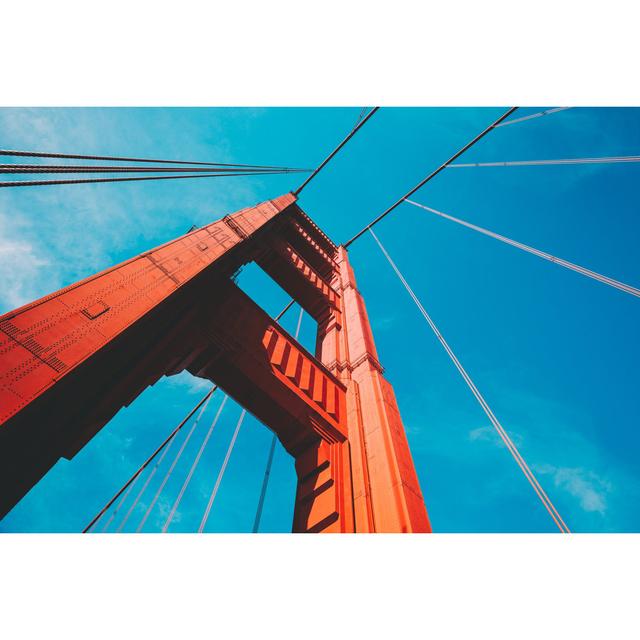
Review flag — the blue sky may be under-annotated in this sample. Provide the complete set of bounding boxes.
[0,107,638,533]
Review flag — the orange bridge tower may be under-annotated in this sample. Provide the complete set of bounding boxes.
[0,194,430,532]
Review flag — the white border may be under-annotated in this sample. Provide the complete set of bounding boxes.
[1,533,637,639]
[3,0,640,105]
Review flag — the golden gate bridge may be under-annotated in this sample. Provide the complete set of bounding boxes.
[1,106,637,533]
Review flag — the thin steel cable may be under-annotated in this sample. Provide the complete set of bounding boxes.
[369,227,570,533]
[115,389,214,533]
[275,299,295,322]
[405,200,640,298]
[0,148,295,169]
[494,107,571,128]
[294,305,304,336]
[0,165,311,174]
[354,107,369,127]
[448,155,640,168]
[89,508,110,532]
[136,303,292,532]
[116,434,177,533]
[112,424,182,533]
[161,395,230,532]
[0,170,303,189]
[99,473,142,533]
[252,436,278,533]
[198,409,247,533]
[344,107,518,247]
[252,306,304,533]
[135,389,215,532]
[294,107,379,196]
[82,385,218,533]
[84,303,293,534]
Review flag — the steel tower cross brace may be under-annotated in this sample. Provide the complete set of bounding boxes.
[0,194,431,532]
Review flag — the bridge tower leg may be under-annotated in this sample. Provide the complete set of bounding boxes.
[0,194,430,532]
[315,247,431,532]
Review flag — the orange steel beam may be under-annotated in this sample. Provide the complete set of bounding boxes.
[0,194,430,532]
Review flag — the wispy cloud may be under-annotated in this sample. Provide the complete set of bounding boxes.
[154,495,183,527]
[462,388,618,521]
[0,213,53,308]
[468,424,524,448]
[535,464,612,515]
[401,358,640,531]
[0,107,270,314]
[0,107,285,532]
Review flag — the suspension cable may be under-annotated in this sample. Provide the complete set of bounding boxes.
[294,304,304,336]
[115,389,215,533]
[0,164,310,174]
[82,385,218,533]
[369,227,570,533]
[294,107,379,196]
[448,155,640,168]
[99,473,142,533]
[343,107,518,247]
[0,169,305,189]
[198,409,247,533]
[112,419,184,533]
[494,107,572,128]
[275,299,295,321]
[162,395,229,532]
[0,148,295,169]
[252,305,304,533]
[83,300,293,534]
[354,107,369,127]
[134,389,216,532]
[252,437,277,533]
[406,200,640,298]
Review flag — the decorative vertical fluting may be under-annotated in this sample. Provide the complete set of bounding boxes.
[317,247,431,532]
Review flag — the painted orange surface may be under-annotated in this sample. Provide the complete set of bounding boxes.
[0,193,430,532]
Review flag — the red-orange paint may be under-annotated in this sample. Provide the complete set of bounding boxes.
[0,194,430,532]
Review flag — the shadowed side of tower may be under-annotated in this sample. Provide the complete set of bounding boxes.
[0,194,430,532]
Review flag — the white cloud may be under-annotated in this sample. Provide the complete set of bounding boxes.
[536,464,611,515]
[468,423,523,448]
[0,212,59,309]
[0,235,48,308]
[463,385,624,521]
[0,107,270,314]
[154,495,182,526]
[466,414,613,517]
[468,425,495,442]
